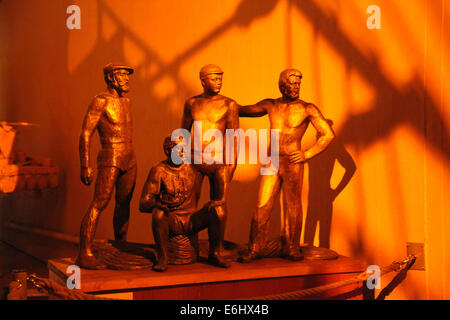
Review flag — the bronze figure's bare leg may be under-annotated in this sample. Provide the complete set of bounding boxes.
[189,205,210,234]
[206,167,230,268]
[77,167,119,269]
[113,165,136,241]
[189,204,211,259]
[239,173,281,263]
[151,208,169,272]
[280,162,304,261]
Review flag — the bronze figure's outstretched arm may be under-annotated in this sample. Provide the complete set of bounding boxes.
[238,99,271,117]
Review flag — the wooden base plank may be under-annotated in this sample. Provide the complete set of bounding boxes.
[48,255,366,300]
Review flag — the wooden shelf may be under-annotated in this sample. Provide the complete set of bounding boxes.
[48,255,366,300]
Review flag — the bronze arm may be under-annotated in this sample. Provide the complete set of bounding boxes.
[79,97,106,167]
[303,104,335,160]
[139,167,161,213]
[238,99,271,117]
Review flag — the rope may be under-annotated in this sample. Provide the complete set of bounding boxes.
[23,274,116,300]
[247,255,416,300]
[168,235,197,265]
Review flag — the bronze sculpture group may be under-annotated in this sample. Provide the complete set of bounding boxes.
[76,63,335,271]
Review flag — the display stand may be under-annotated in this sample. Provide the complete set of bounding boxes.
[48,255,366,300]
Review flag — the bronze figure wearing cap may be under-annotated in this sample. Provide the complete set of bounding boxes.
[76,63,136,269]
[238,69,335,263]
[179,64,239,268]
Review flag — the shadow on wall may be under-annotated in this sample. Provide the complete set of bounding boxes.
[293,0,449,161]
[304,119,356,249]
[291,0,449,259]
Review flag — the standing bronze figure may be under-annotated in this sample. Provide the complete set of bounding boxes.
[76,63,137,269]
[140,137,234,271]
[238,69,335,262]
[179,64,239,268]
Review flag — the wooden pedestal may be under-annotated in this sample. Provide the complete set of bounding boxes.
[48,256,366,300]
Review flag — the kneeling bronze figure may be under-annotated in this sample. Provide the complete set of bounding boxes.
[140,137,231,271]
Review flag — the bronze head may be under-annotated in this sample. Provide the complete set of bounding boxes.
[164,136,184,166]
[103,63,134,95]
[278,68,302,100]
[199,64,223,95]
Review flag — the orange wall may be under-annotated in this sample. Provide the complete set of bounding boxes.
[1,0,449,299]
[0,4,6,120]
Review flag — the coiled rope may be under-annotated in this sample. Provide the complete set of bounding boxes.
[247,255,416,300]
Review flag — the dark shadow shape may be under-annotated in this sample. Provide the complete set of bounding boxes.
[97,0,280,86]
[292,0,450,164]
[292,0,448,280]
[146,0,280,83]
[304,120,356,248]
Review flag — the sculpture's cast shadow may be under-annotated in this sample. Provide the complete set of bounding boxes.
[304,120,357,249]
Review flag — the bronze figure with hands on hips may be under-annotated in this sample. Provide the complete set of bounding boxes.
[238,69,335,263]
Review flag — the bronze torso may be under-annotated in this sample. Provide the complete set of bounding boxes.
[154,162,201,214]
[190,95,231,141]
[96,93,133,145]
[95,93,136,170]
[267,99,310,156]
[149,161,201,214]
